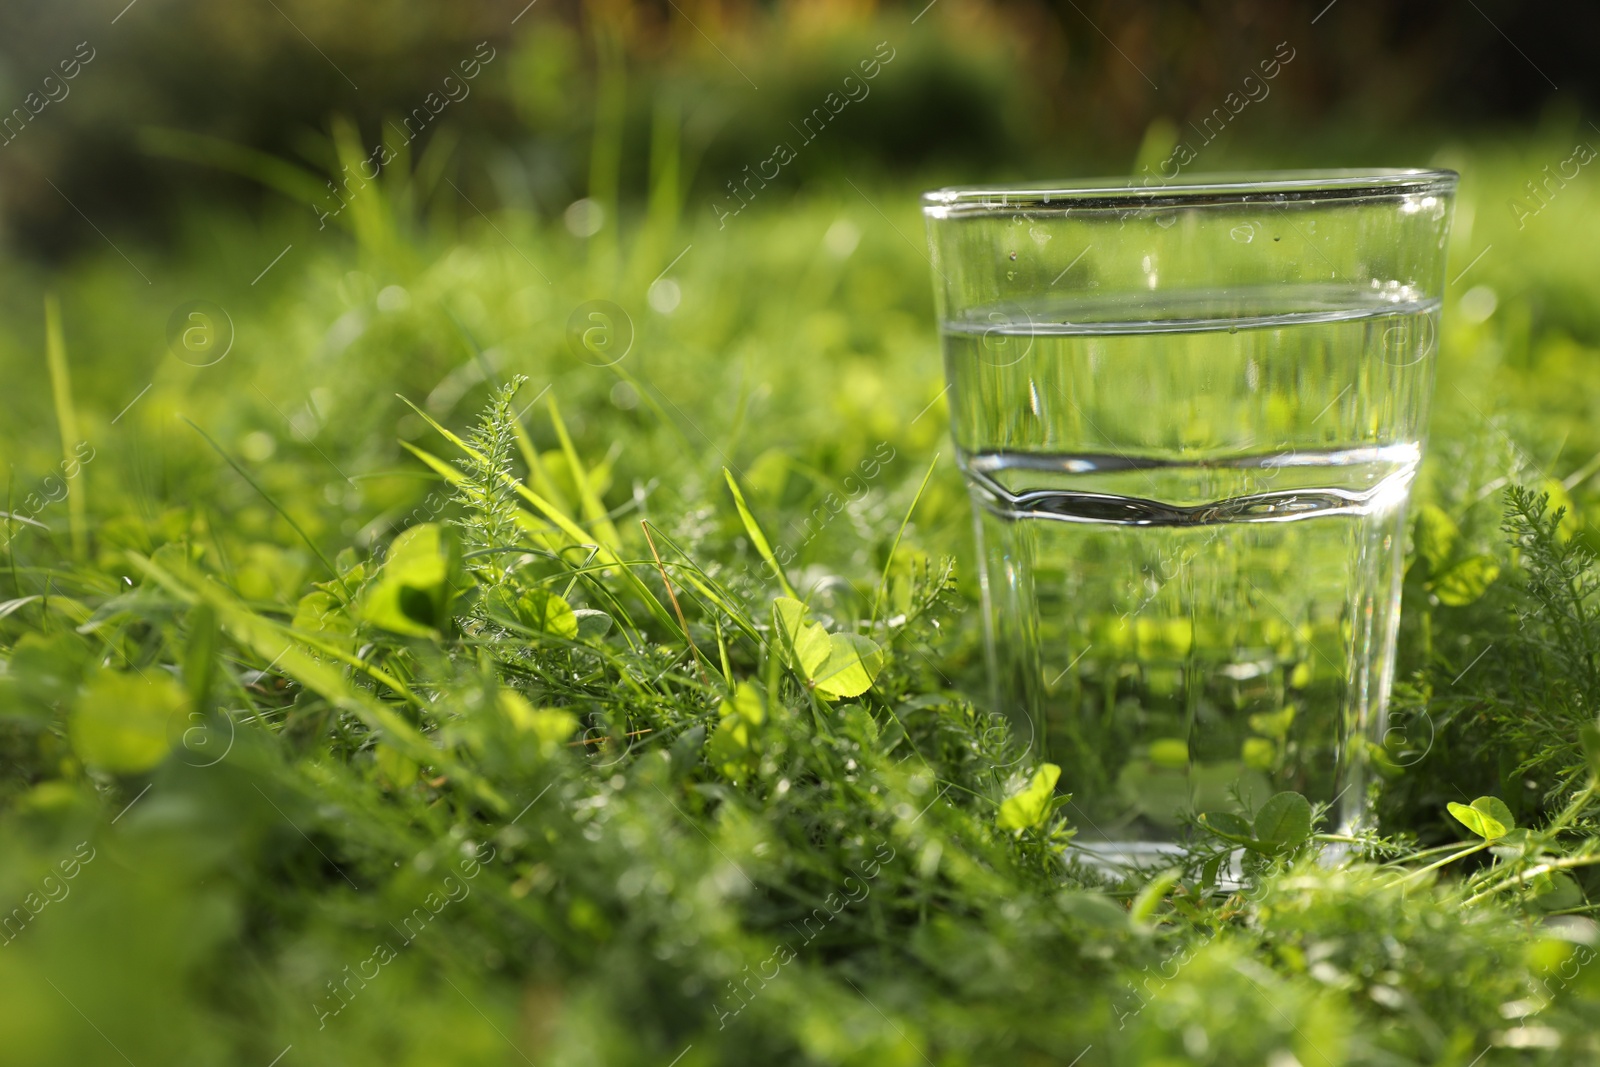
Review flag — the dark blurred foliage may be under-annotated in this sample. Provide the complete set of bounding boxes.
[0,0,1595,259]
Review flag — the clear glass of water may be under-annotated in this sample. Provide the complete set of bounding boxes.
[923,170,1457,860]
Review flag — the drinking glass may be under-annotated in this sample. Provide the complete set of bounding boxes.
[923,170,1457,860]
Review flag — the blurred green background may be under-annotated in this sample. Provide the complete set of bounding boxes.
[1,0,1597,529]
[4,1,1600,1064]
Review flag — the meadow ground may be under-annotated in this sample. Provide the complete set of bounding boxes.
[1,131,1600,1064]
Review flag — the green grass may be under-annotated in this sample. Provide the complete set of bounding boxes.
[3,130,1600,1065]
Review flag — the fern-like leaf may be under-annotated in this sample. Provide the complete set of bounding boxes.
[452,375,529,587]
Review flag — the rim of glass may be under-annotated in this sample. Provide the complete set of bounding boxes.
[922,168,1458,214]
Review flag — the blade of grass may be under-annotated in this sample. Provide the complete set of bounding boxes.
[871,451,940,628]
[641,520,709,686]
[549,394,622,552]
[716,618,733,688]
[723,467,795,598]
[138,126,330,206]
[331,115,396,257]
[396,392,482,458]
[399,439,467,486]
[506,384,567,509]
[628,521,760,640]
